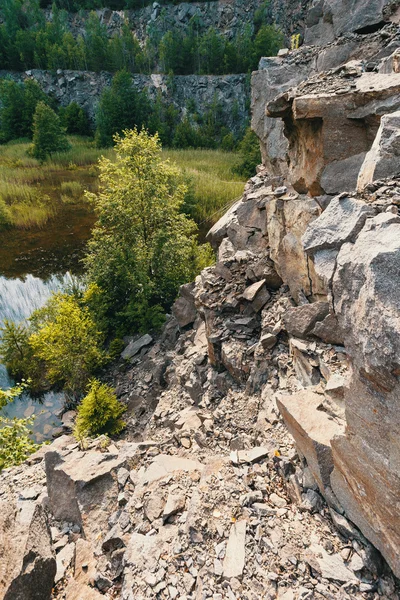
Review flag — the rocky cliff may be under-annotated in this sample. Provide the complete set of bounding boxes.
[2,1,400,599]
[0,69,250,131]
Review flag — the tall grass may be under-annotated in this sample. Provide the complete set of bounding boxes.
[163,149,245,227]
[0,140,244,231]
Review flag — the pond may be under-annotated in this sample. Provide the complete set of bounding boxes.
[0,202,94,442]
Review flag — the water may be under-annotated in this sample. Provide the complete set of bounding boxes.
[0,272,77,442]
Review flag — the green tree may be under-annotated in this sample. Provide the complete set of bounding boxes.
[29,293,105,397]
[0,383,39,472]
[31,101,70,161]
[233,127,261,178]
[85,129,213,333]
[95,70,151,147]
[59,101,91,135]
[252,24,283,68]
[0,78,48,142]
[74,379,125,438]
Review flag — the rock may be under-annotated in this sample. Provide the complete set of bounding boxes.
[320,152,367,195]
[163,492,186,521]
[121,334,153,359]
[65,579,104,600]
[144,493,165,522]
[260,333,278,349]
[102,524,126,553]
[305,544,357,583]
[242,279,266,301]
[358,110,400,190]
[55,542,75,584]
[140,454,204,485]
[45,442,138,544]
[223,520,246,579]
[172,282,197,328]
[61,410,76,429]
[221,340,251,383]
[325,373,346,398]
[230,446,270,464]
[276,389,344,494]
[300,489,324,513]
[310,312,344,345]
[74,538,97,585]
[302,195,376,254]
[269,492,286,508]
[283,302,329,339]
[0,502,56,600]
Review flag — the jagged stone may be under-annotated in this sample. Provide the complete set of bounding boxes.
[121,334,153,359]
[0,503,56,600]
[305,544,357,583]
[357,110,400,190]
[223,520,246,579]
[283,302,329,339]
[277,389,344,494]
[172,282,196,328]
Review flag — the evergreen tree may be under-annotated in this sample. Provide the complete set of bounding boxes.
[31,101,70,161]
[59,101,91,135]
[0,78,48,142]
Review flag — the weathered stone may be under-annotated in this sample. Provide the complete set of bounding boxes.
[65,579,103,600]
[223,520,246,579]
[283,302,329,339]
[310,312,344,345]
[305,544,357,583]
[357,110,400,190]
[55,542,75,584]
[302,195,376,254]
[320,152,367,195]
[221,340,251,383]
[276,389,344,494]
[45,443,138,543]
[172,282,197,328]
[121,334,153,359]
[163,492,186,521]
[0,503,56,600]
[140,454,204,486]
[74,538,97,585]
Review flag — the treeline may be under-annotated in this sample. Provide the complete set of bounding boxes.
[0,72,248,150]
[0,0,283,73]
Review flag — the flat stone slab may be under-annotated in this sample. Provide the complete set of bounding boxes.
[223,520,246,579]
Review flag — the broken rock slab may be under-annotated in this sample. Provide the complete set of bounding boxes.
[223,520,246,579]
[357,110,400,190]
[172,282,197,328]
[276,389,344,495]
[0,502,56,600]
[121,334,153,360]
[140,454,204,486]
[305,543,357,583]
[45,442,138,543]
[283,302,329,339]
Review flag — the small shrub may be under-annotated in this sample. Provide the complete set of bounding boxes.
[74,379,125,438]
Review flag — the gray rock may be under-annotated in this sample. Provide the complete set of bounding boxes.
[302,195,376,254]
[358,111,400,190]
[305,544,357,583]
[163,492,186,521]
[320,152,367,195]
[223,520,246,579]
[284,301,329,339]
[121,334,153,359]
[1,503,56,600]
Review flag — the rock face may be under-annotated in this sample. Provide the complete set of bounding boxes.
[0,502,56,600]
[0,70,250,132]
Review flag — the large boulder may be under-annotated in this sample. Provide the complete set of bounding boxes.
[357,110,400,190]
[276,389,344,495]
[0,502,56,600]
[45,442,138,544]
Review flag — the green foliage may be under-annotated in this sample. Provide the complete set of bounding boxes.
[0,78,49,143]
[31,101,70,161]
[85,129,213,334]
[28,293,105,397]
[0,1,283,74]
[74,378,125,438]
[59,102,90,135]
[95,70,151,147]
[233,127,261,179]
[0,383,39,472]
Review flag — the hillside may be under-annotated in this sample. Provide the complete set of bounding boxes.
[1,0,400,599]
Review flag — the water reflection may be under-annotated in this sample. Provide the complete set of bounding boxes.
[0,273,74,442]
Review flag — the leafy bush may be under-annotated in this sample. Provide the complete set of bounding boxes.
[28,293,105,398]
[233,128,261,178]
[30,102,70,161]
[74,379,125,438]
[0,384,39,472]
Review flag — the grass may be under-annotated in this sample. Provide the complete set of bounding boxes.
[163,149,245,227]
[0,139,245,232]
